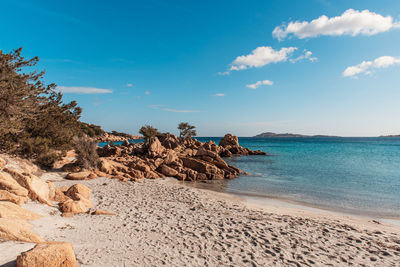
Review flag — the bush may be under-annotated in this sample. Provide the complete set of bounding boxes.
[36,151,62,169]
[139,125,160,139]
[74,135,99,170]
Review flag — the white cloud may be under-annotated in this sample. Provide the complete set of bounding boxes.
[213,93,225,97]
[228,46,297,72]
[290,50,318,63]
[57,86,112,94]
[126,83,133,87]
[246,80,274,89]
[145,90,151,95]
[273,9,400,40]
[343,56,400,77]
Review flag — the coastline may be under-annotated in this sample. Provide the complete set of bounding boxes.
[3,173,399,266]
[184,178,400,222]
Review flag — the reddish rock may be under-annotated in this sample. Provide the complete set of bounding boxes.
[159,164,178,177]
[16,242,78,267]
[66,171,91,180]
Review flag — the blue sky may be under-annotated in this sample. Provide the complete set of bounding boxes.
[1,0,400,136]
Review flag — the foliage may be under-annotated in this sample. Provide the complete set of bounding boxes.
[35,150,62,169]
[0,48,84,164]
[73,135,99,170]
[80,122,104,137]
[110,130,132,138]
[178,122,197,139]
[139,125,160,139]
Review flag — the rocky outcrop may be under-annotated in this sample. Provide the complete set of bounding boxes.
[96,133,266,182]
[59,184,93,216]
[66,171,92,180]
[16,242,78,267]
[0,202,42,220]
[219,134,266,156]
[0,218,43,243]
[4,168,55,206]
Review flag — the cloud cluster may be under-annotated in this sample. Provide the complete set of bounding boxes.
[246,80,273,89]
[57,86,112,94]
[290,50,318,63]
[273,9,399,40]
[213,93,225,97]
[343,56,400,77]
[229,46,297,72]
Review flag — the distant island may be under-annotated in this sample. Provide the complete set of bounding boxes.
[254,132,400,138]
[379,134,400,138]
[253,132,338,138]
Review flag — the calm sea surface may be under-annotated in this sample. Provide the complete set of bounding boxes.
[100,137,400,217]
[197,137,400,218]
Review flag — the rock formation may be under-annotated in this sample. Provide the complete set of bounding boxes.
[16,242,78,267]
[94,134,266,182]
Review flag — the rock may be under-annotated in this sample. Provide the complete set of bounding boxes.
[181,157,224,179]
[219,134,239,147]
[5,169,54,206]
[0,171,29,197]
[147,137,165,157]
[0,190,29,205]
[16,242,78,267]
[47,183,70,203]
[0,157,6,170]
[0,218,43,243]
[176,173,186,181]
[159,133,180,149]
[0,202,42,220]
[65,184,91,200]
[66,171,91,180]
[163,150,179,165]
[59,199,93,214]
[159,164,178,177]
[92,209,117,215]
[61,163,81,173]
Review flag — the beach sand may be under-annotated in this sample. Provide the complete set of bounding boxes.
[3,175,400,266]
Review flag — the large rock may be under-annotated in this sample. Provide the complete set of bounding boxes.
[0,190,29,205]
[0,202,42,220]
[181,157,225,180]
[0,157,6,170]
[0,218,43,243]
[159,133,180,149]
[65,184,91,200]
[147,137,165,157]
[16,242,78,267]
[66,171,91,180]
[5,169,54,206]
[159,164,178,177]
[59,199,93,214]
[0,171,29,197]
[219,134,239,147]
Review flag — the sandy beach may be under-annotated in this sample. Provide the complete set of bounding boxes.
[3,173,399,266]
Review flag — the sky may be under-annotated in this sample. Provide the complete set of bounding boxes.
[1,0,400,137]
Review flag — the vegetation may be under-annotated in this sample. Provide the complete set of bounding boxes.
[110,130,132,138]
[0,48,103,167]
[178,122,197,139]
[74,135,99,170]
[139,125,160,139]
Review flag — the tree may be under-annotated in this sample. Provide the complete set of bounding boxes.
[0,48,84,165]
[139,125,159,139]
[178,122,197,139]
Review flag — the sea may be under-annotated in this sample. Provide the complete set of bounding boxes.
[100,137,400,218]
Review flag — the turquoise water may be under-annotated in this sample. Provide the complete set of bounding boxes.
[197,137,400,218]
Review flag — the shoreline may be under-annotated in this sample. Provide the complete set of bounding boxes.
[183,179,400,223]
